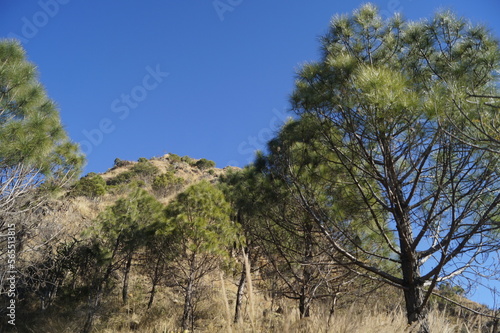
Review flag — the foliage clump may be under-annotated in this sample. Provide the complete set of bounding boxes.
[113,158,132,168]
[107,160,159,186]
[70,173,107,198]
[181,155,195,165]
[168,153,182,163]
[131,160,159,177]
[106,170,134,186]
[152,171,184,196]
[195,158,216,170]
[437,282,465,299]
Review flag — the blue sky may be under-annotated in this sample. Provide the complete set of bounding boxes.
[1,0,500,306]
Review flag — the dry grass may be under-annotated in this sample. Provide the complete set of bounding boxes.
[20,264,492,333]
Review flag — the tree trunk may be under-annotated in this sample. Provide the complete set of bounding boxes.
[81,236,121,333]
[181,277,194,331]
[122,254,133,305]
[148,255,163,309]
[234,266,246,323]
[400,246,429,332]
[148,282,157,310]
[182,252,197,332]
[299,219,313,318]
[81,289,102,333]
[491,317,499,333]
[299,292,311,318]
[403,282,429,332]
[327,293,337,328]
[386,147,429,332]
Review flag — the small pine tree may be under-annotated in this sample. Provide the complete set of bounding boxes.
[152,172,184,196]
[71,173,107,198]
[195,158,216,170]
[131,161,159,177]
[165,181,241,331]
[168,153,182,163]
[113,158,132,168]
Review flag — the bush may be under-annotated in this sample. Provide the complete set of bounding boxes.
[152,171,184,196]
[195,158,216,170]
[131,161,159,177]
[438,282,465,298]
[106,171,134,186]
[137,157,148,163]
[168,153,181,163]
[181,155,194,165]
[113,158,132,168]
[107,161,159,186]
[71,173,107,198]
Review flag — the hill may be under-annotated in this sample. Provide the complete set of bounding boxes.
[4,154,499,333]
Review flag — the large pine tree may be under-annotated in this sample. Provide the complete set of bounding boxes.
[285,4,500,331]
[0,40,84,306]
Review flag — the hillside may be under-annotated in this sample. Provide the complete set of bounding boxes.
[4,154,498,333]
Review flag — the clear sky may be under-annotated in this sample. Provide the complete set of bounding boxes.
[1,0,500,307]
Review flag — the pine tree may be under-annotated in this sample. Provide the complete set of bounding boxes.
[0,40,83,310]
[165,181,241,331]
[0,40,84,212]
[286,4,500,331]
[81,187,165,333]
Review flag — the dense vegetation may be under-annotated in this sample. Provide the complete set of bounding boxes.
[1,4,500,333]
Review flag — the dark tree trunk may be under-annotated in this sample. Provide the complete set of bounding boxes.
[148,282,157,310]
[403,281,424,323]
[122,254,133,305]
[81,236,121,333]
[234,266,246,323]
[402,279,428,332]
[385,145,429,333]
[299,292,311,318]
[400,233,429,332]
[81,288,102,333]
[148,255,163,309]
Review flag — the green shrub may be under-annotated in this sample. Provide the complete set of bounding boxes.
[438,282,465,298]
[107,161,159,186]
[181,155,194,165]
[106,171,135,186]
[137,157,148,163]
[131,179,146,188]
[195,158,216,170]
[168,153,181,163]
[113,158,132,168]
[71,173,107,198]
[152,171,184,196]
[131,161,159,177]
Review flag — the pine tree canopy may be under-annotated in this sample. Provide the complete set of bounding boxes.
[0,40,84,209]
